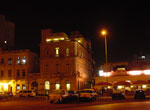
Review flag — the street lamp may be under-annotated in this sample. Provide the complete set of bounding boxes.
[101,30,108,79]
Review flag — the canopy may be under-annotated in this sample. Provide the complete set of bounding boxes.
[95,82,112,86]
[132,80,149,85]
[113,81,131,86]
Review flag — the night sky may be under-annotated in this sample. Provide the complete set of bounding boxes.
[0,1,150,67]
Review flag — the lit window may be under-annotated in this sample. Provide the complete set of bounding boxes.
[17,84,20,90]
[8,58,12,65]
[17,57,20,64]
[45,81,50,90]
[55,83,60,90]
[22,84,26,90]
[66,48,69,56]
[3,83,8,91]
[66,81,70,91]
[55,47,59,57]
[22,56,26,64]
[142,85,147,88]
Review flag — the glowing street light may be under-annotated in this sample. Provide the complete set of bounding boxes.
[101,29,108,80]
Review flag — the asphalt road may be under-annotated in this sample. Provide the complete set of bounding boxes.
[0,96,150,110]
[63,101,150,110]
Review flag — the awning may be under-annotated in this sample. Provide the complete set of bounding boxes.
[113,81,131,86]
[132,80,149,85]
[95,82,112,86]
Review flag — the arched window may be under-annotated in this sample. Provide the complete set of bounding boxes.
[45,81,50,90]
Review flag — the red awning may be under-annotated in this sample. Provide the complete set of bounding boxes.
[133,80,149,85]
[95,82,112,86]
[113,81,131,86]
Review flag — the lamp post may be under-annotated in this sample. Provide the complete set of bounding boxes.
[101,30,108,81]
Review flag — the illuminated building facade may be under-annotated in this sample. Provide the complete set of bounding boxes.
[30,29,93,95]
[95,56,150,95]
[0,49,39,95]
[0,15,15,50]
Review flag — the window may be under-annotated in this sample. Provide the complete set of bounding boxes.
[22,56,26,64]
[1,70,4,78]
[66,81,70,91]
[55,47,59,57]
[66,47,69,56]
[17,84,20,90]
[56,64,59,73]
[55,82,60,90]
[17,57,20,64]
[66,64,70,73]
[22,84,26,90]
[8,58,12,65]
[22,69,26,77]
[1,58,4,64]
[45,48,48,56]
[17,70,20,77]
[8,70,12,77]
[45,81,50,90]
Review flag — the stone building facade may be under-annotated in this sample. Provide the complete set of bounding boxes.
[29,29,94,95]
[0,15,15,50]
[0,49,39,95]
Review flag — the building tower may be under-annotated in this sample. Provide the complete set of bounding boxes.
[0,15,15,50]
[40,29,94,93]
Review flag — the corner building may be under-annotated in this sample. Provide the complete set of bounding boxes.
[0,49,39,95]
[39,29,93,94]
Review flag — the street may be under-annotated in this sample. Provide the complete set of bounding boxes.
[0,96,150,110]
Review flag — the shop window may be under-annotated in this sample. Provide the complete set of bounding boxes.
[66,47,69,56]
[22,56,26,64]
[22,69,26,77]
[8,58,12,65]
[45,81,50,90]
[17,84,20,90]
[55,47,59,57]
[22,84,26,90]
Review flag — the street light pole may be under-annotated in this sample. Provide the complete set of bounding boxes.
[101,30,108,82]
[104,34,108,73]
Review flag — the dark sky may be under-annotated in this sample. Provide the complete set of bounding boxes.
[0,1,150,66]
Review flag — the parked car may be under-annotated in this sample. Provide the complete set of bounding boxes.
[18,90,36,97]
[79,89,98,101]
[134,90,146,99]
[49,90,79,104]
